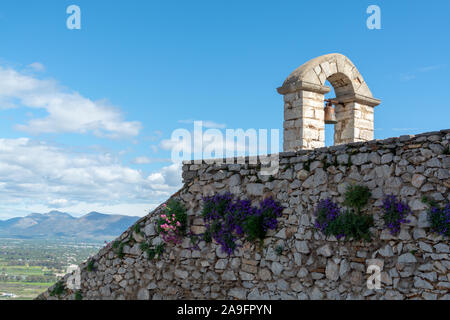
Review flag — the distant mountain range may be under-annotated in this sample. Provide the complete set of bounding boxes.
[0,211,140,242]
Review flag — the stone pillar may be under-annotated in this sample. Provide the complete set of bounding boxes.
[334,95,379,145]
[280,82,330,151]
[278,54,381,151]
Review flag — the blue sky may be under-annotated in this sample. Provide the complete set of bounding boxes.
[0,0,449,219]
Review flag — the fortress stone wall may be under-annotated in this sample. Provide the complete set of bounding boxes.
[38,129,450,300]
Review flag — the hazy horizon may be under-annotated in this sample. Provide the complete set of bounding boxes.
[0,209,144,220]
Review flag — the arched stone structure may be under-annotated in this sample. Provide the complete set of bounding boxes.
[277,53,381,151]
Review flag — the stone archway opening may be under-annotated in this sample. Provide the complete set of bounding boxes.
[278,53,381,152]
[324,80,336,147]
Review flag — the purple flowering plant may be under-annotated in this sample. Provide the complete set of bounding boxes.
[314,199,342,235]
[314,185,374,242]
[428,204,450,237]
[201,193,283,255]
[381,194,412,234]
[422,196,450,238]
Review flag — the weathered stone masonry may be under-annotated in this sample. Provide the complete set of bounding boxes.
[280,53,381,151]
[38,129,449,300]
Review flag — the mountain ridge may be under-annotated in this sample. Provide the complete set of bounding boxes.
[0,210,141,242]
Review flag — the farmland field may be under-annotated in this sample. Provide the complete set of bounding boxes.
[0,238,102,300]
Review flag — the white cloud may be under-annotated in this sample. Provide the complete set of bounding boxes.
[133,156,152,164]
[132,156,171,164]
[28,62,45,72]
[400,73,416,81]
[418,64,447,72]
[160,128,258,160]
[147,163,182,190]
[0,138,182,219]
[155,163,182,187]
[401,64,447,81]
[48,198,69,208]
[0,66,141,138]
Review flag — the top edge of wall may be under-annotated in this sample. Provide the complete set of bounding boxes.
[181,129,450,165]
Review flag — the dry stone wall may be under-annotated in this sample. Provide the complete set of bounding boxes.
[38,129,450,300]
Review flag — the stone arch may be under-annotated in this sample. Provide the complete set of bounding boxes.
[278,53,380,151]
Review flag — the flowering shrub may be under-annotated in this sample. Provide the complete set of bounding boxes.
[201,193,283,255]
[327,210,374,242]
[422,196,450,237]
[314,185,374,242]
[314,199,373,241]
[242,197,283,242]
[314,199,341,234]
[381,195,412,234]
[156,199,187,244]
[428,204,450,237]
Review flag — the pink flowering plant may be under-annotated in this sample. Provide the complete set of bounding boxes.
[156,199,187,244]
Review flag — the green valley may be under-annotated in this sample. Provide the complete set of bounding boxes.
[0,238,102,300]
